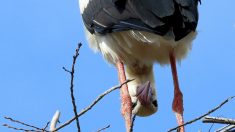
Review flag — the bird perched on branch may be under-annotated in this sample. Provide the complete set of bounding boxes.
[79,0,199,131]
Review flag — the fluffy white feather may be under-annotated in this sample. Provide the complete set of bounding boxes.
[86,30,197,65]
[78,0,89,13]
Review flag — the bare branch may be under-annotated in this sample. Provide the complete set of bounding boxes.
[62,67,71,73]
[63,43,82,132]
[130,114,136,132]
[43,122,50,132]
[97,125,111,132]
[208,122,214,132]
[52,79,134,132]
[217,124,235,132]
[3,124,42,132]
[4,117,49,132]
[168,96,235,132]
[203,116,235,125]
[3,117,50,132]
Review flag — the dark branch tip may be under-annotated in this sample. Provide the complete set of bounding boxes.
[78,43,82,47]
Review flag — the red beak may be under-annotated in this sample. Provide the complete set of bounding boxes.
[136,81,152,106]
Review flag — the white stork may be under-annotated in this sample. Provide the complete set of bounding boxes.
[79,0,199,131]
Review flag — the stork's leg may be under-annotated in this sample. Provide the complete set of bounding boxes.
[116,60,132,132]
[169,52,185,132]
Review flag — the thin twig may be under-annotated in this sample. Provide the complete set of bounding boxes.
[3,124,42,132]
[208,123,214,132]
[168,96,235,132]
[203,116,235,125]
[52,79,134,132]
[63,43,82,132]
[4,117,49,132]
[97,125,111,132]
[43,122,50,132]
[62,67,71,73]
[217,124,235,132]
[130,114,136,132]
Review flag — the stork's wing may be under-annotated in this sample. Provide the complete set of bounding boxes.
[81,0,199,41]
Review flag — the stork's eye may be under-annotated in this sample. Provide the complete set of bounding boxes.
[152,100,158,107]
[132,102,137,109]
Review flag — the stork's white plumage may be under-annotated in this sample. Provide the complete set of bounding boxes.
[79,0,199,131]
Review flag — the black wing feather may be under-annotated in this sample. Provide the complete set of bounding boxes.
[81,0,199,41]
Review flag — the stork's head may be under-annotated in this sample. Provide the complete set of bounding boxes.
[126,64,158,116]
[130,81,157,116]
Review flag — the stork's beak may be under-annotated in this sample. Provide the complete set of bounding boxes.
[136,81,152,106]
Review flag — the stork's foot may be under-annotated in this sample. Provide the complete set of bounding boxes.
[173,90,185,132]
[175,113,184,132]
[121,93,132,132]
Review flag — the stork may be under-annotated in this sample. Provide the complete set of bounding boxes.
[79,0,199,131]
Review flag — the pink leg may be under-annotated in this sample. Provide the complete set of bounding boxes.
[169,52,185,132]
[116,60,132,132]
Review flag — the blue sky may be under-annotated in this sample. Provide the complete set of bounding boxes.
[0,0,235,132]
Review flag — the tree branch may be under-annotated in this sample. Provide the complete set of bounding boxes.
[2,124,42,132]
[130,114,136,132]
[217,124,235,132]
[97,125,111,132]
[4,117,49,132]
[203,116,235,125]
[3,116,50,132]
[63,43,82,132]
[52,79,134,132]
[43,122,50,132]
[168,96,235,132]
